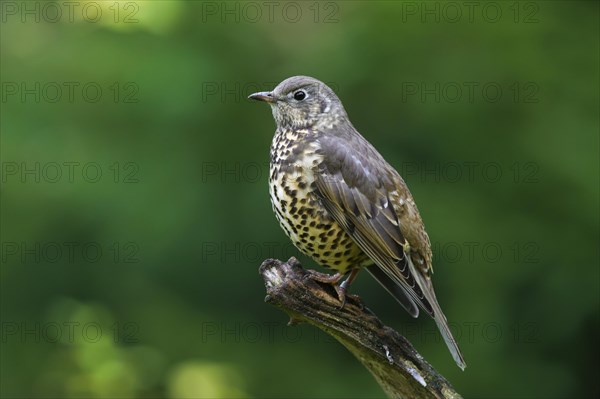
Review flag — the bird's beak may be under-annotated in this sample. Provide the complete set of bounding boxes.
[248,91,276,103]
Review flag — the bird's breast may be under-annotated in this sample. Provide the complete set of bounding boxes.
[268,128,369,273]
[269,129,323,230]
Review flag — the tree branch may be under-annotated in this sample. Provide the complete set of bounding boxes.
[259,257,462,399]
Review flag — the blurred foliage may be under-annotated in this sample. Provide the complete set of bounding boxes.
[1,1,598,398]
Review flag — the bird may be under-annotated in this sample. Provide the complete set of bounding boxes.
[249,76,466,370]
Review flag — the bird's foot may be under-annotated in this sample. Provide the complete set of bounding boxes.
[337,273,362,309]
[305,270,347,307]
[305,269,362,309]
[334,280,362,310]
[305,270,344,284]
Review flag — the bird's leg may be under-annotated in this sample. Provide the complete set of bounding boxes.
[306,269,344,285]
[337,269,361,309]
[306,269,362,308]
[306,270,348,305]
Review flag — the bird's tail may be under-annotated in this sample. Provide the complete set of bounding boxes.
[429,295,467,370]
[406,259,467,370]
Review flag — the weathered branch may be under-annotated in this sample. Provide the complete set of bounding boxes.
[259,257,462,399]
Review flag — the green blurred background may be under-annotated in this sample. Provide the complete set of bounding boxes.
[1,1,598,398]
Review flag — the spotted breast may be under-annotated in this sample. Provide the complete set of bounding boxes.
[268,127,371,274]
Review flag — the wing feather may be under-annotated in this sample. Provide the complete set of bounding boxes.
[313,135,466,369]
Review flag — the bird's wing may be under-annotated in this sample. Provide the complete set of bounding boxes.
[313,136,466,369]
[313,152,432,314]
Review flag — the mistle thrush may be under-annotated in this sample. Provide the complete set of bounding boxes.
[249,76,466,370]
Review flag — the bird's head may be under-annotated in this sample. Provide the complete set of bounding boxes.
[249,76,347,129]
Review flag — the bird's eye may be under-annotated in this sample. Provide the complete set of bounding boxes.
[293,90,306,101]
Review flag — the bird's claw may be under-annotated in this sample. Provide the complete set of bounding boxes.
[305,270,344,284]
[305,269,363,309]
[335,285,362,309]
